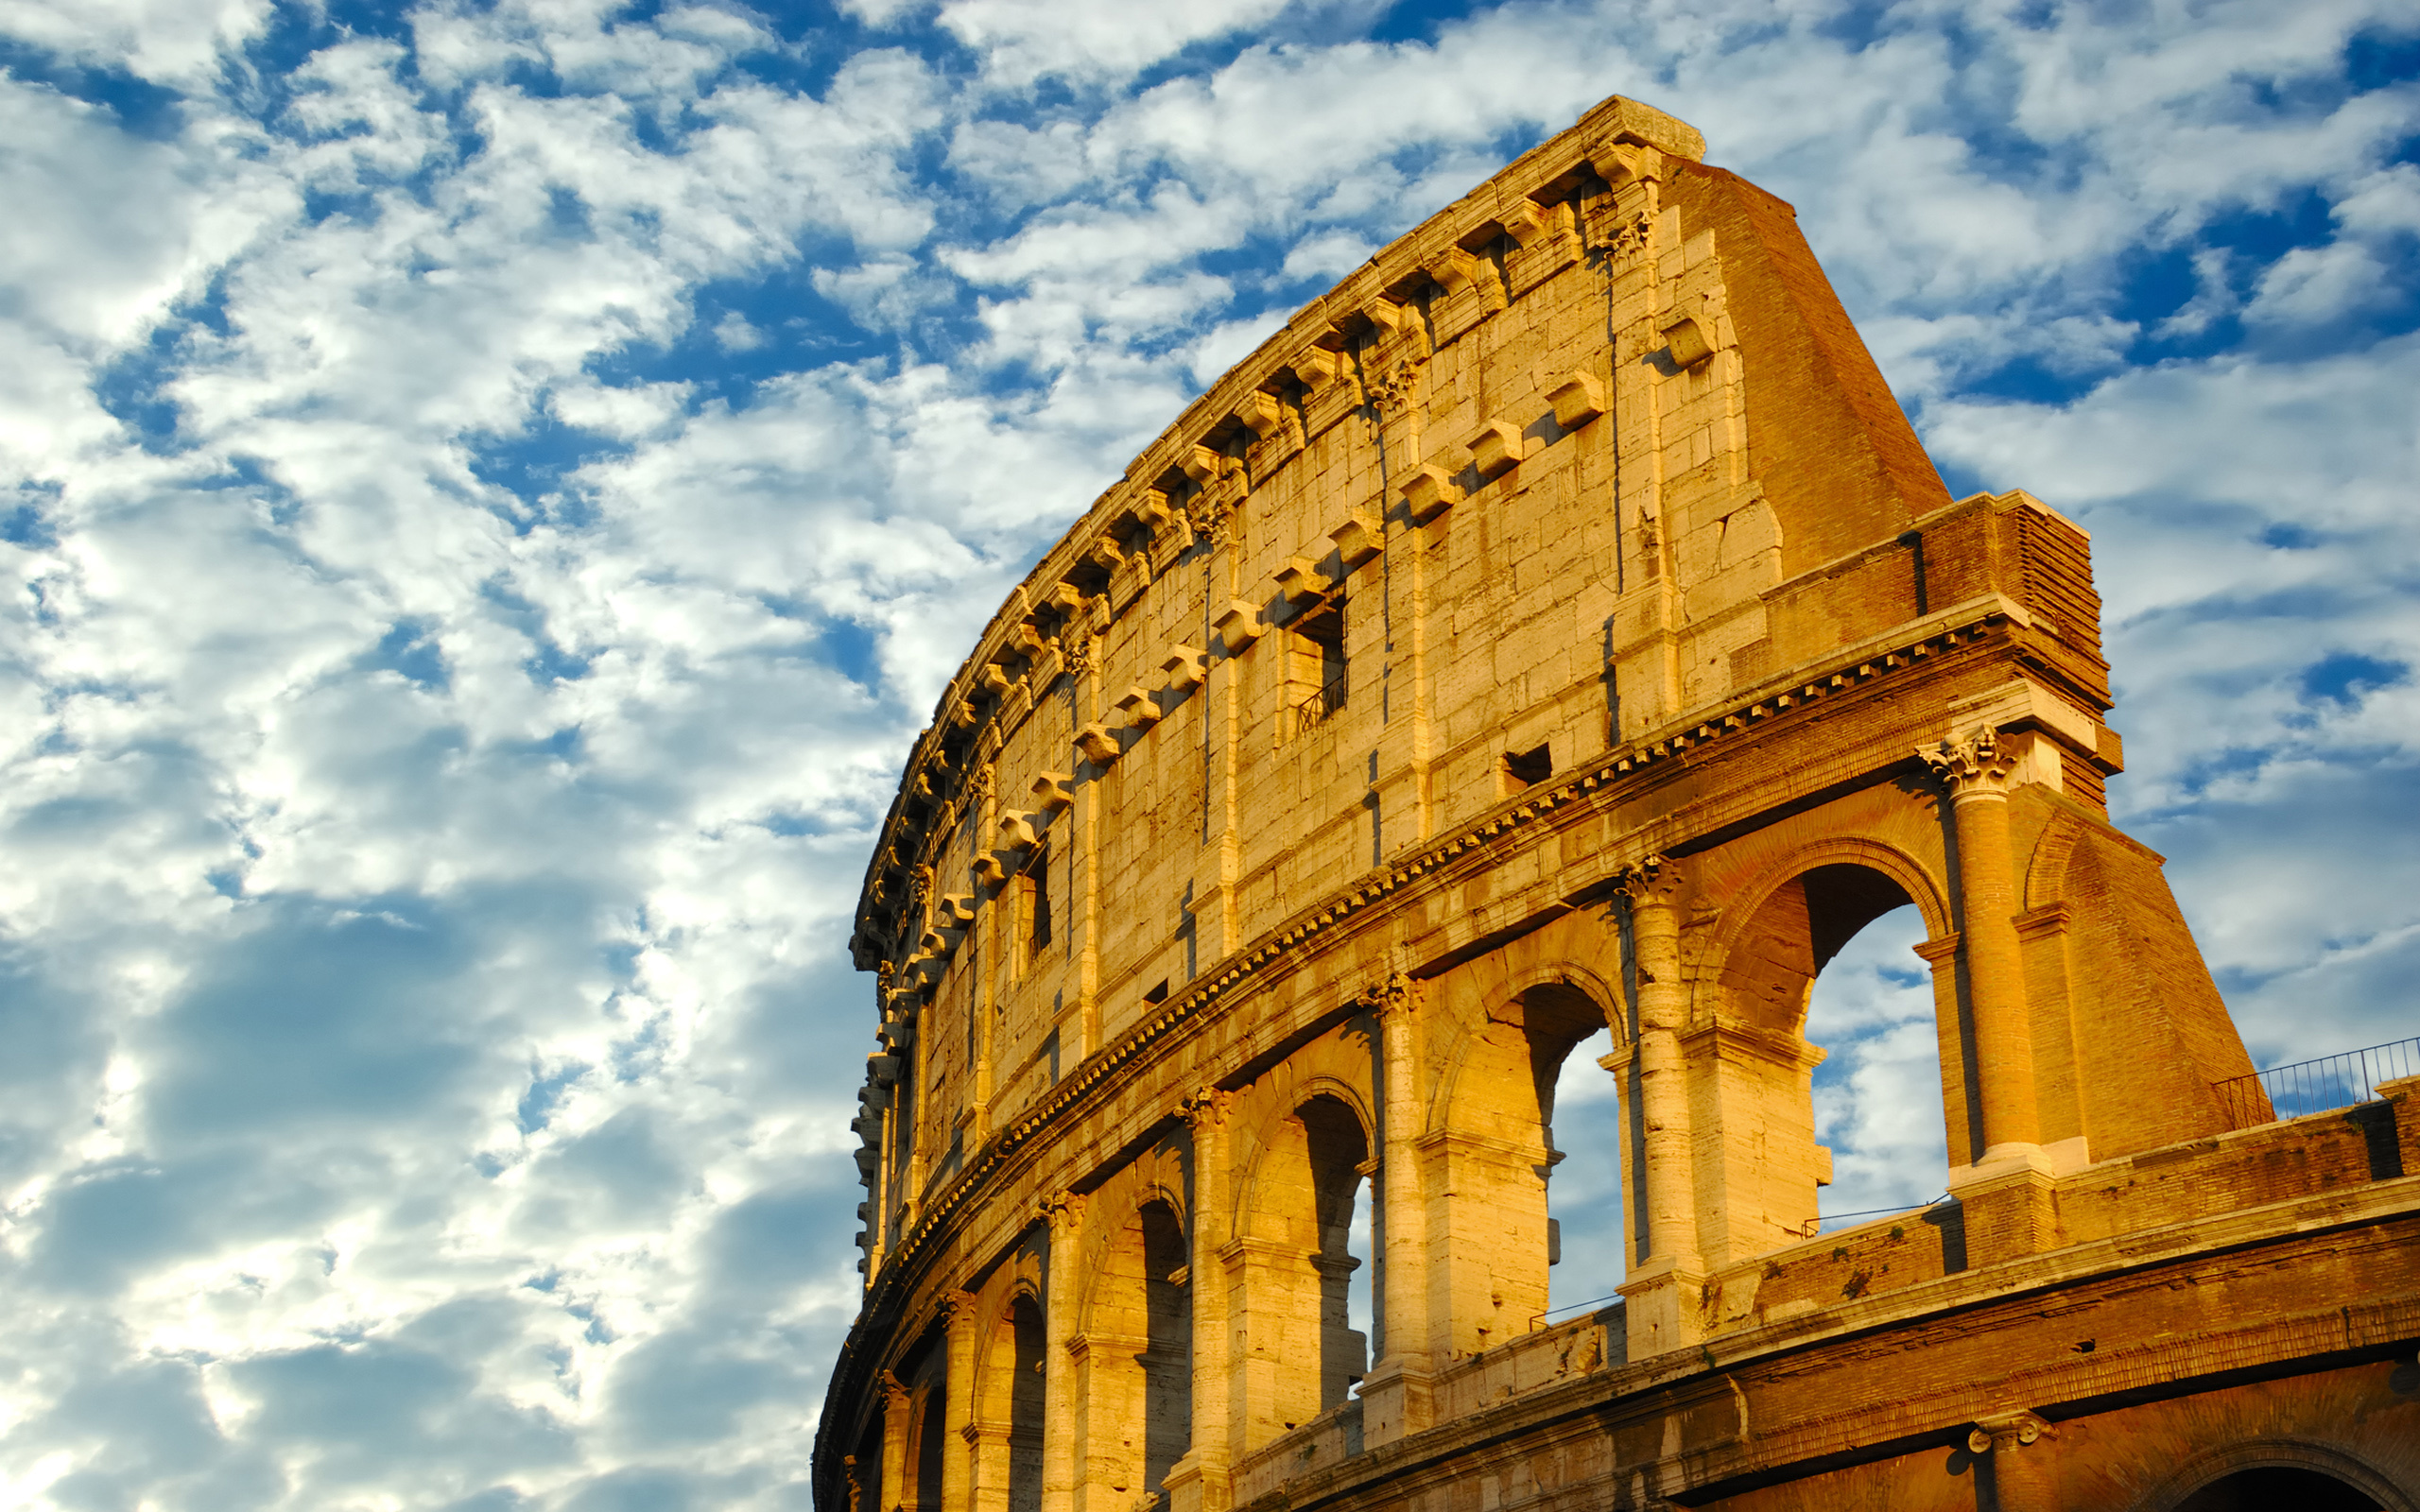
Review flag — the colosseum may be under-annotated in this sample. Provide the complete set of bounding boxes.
[814,94,2420,1512]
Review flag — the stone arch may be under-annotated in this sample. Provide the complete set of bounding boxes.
[968,1263,1047,1512]
[1427,958,1628,1138]
[1683,837,1956,1263]
[897,1325,952,1512]
[1699,834,1950,1035]
[1226,1050,1376,1452]
[2137,1437,2413,1512]
[1423,958,1630,1357]
[1074,1147,1190,1325]
[1068,1149,1193,1512]
[2023,808,2090,912]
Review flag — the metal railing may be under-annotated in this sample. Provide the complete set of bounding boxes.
[1293,674,1347,736]
[2213,1036,2420,1127]
[1792,1194,1952,1241]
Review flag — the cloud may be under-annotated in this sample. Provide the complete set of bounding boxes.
[0,0,2411,1507]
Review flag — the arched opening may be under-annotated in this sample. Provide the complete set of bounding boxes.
[1298,1094,1370,1411]
[1234,1089,1373,1446]
[908,1353,948,1512]
[1005,1297,1045,1512]
[1512,985,1623,1316]
[1547,1022,1625,1312]
[1429,981,1622,1349]
[1803,900,1947,1226]
[2173,1467,2383,1511]
[1075,1194,1191,1509]
[1139,1201,1191,1497]
[853,1402,886,1512]
[1715,862,1941,1255]
[973,1293,1046,1512]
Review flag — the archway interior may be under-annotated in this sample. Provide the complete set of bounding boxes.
[1298,1094,1370,1410]
[2174,1467,2383,1512]
[910,1345,948,1512]
[1005,1295,1045,1512]
[1137,1201,1191,1494]
[1521,983,1624,1314]
[1791,867,1945,1224]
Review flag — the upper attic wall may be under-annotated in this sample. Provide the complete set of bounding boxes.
[1662,163,1952,576]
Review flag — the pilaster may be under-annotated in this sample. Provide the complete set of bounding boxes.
[879,1371,912,1512]
[1039,1191,1086,1512]
[1173,1087,1234,1512]
[942,1293,978,1512]
[1609,856,1705,1355]
[1358,972,1435,1446]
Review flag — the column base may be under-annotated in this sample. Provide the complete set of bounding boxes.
[1160,1452,1228,1512]
[1355,1357,1436,1447]
[1947,1144,2066,1263]
[1616,1256,1708,1359]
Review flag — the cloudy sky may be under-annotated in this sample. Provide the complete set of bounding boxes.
[1,0,2415,1506]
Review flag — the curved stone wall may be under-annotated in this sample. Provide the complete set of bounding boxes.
[813,92,2413,1512]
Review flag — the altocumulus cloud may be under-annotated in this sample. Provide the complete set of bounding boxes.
[0,0,2415,1505]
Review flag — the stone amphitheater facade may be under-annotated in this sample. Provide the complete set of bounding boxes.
[815,95,2420,1512]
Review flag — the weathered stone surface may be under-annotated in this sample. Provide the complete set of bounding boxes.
[819,93,2420,1512]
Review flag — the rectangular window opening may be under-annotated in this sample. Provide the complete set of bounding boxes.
[1504,743,1552,791]
[1289,600,1348,738]
[1026,846,1052,955]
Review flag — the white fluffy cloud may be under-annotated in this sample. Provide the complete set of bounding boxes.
[0,0,2413,1506]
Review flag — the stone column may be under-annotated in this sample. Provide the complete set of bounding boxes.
[1921,730,2060,1261]
[1170,1087,1233,1512]
[1918,729,2040,1160]
[879,1372,912,1512]
[1359,971,1434,1445]
[1066,623,1103,1062]
[1039,1191,1087,1512]
[1611,857,1705,1356]
[942,1293,978,1512]
[1969,1410,2056,1512]
[1912,934,1979,1170]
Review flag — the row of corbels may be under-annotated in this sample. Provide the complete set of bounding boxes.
[1397,370,1607,522]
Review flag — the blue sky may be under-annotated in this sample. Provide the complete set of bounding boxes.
[0,1,2415,1507]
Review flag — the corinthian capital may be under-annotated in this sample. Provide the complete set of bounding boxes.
[1608,853,1680,906]
[1178,1085,1232,1129]
[1037,1189,1087,1230]
[1919,728,2018,799]
[1359,970,1419,1022]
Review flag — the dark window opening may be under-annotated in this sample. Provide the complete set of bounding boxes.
[2175,1467,2380,1511]
[1290,602,1348,736]
[1024,847,1052,957]
[1142,979,1169,1005]
[911,1371,947,1512]
[1504,743,1552,790]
